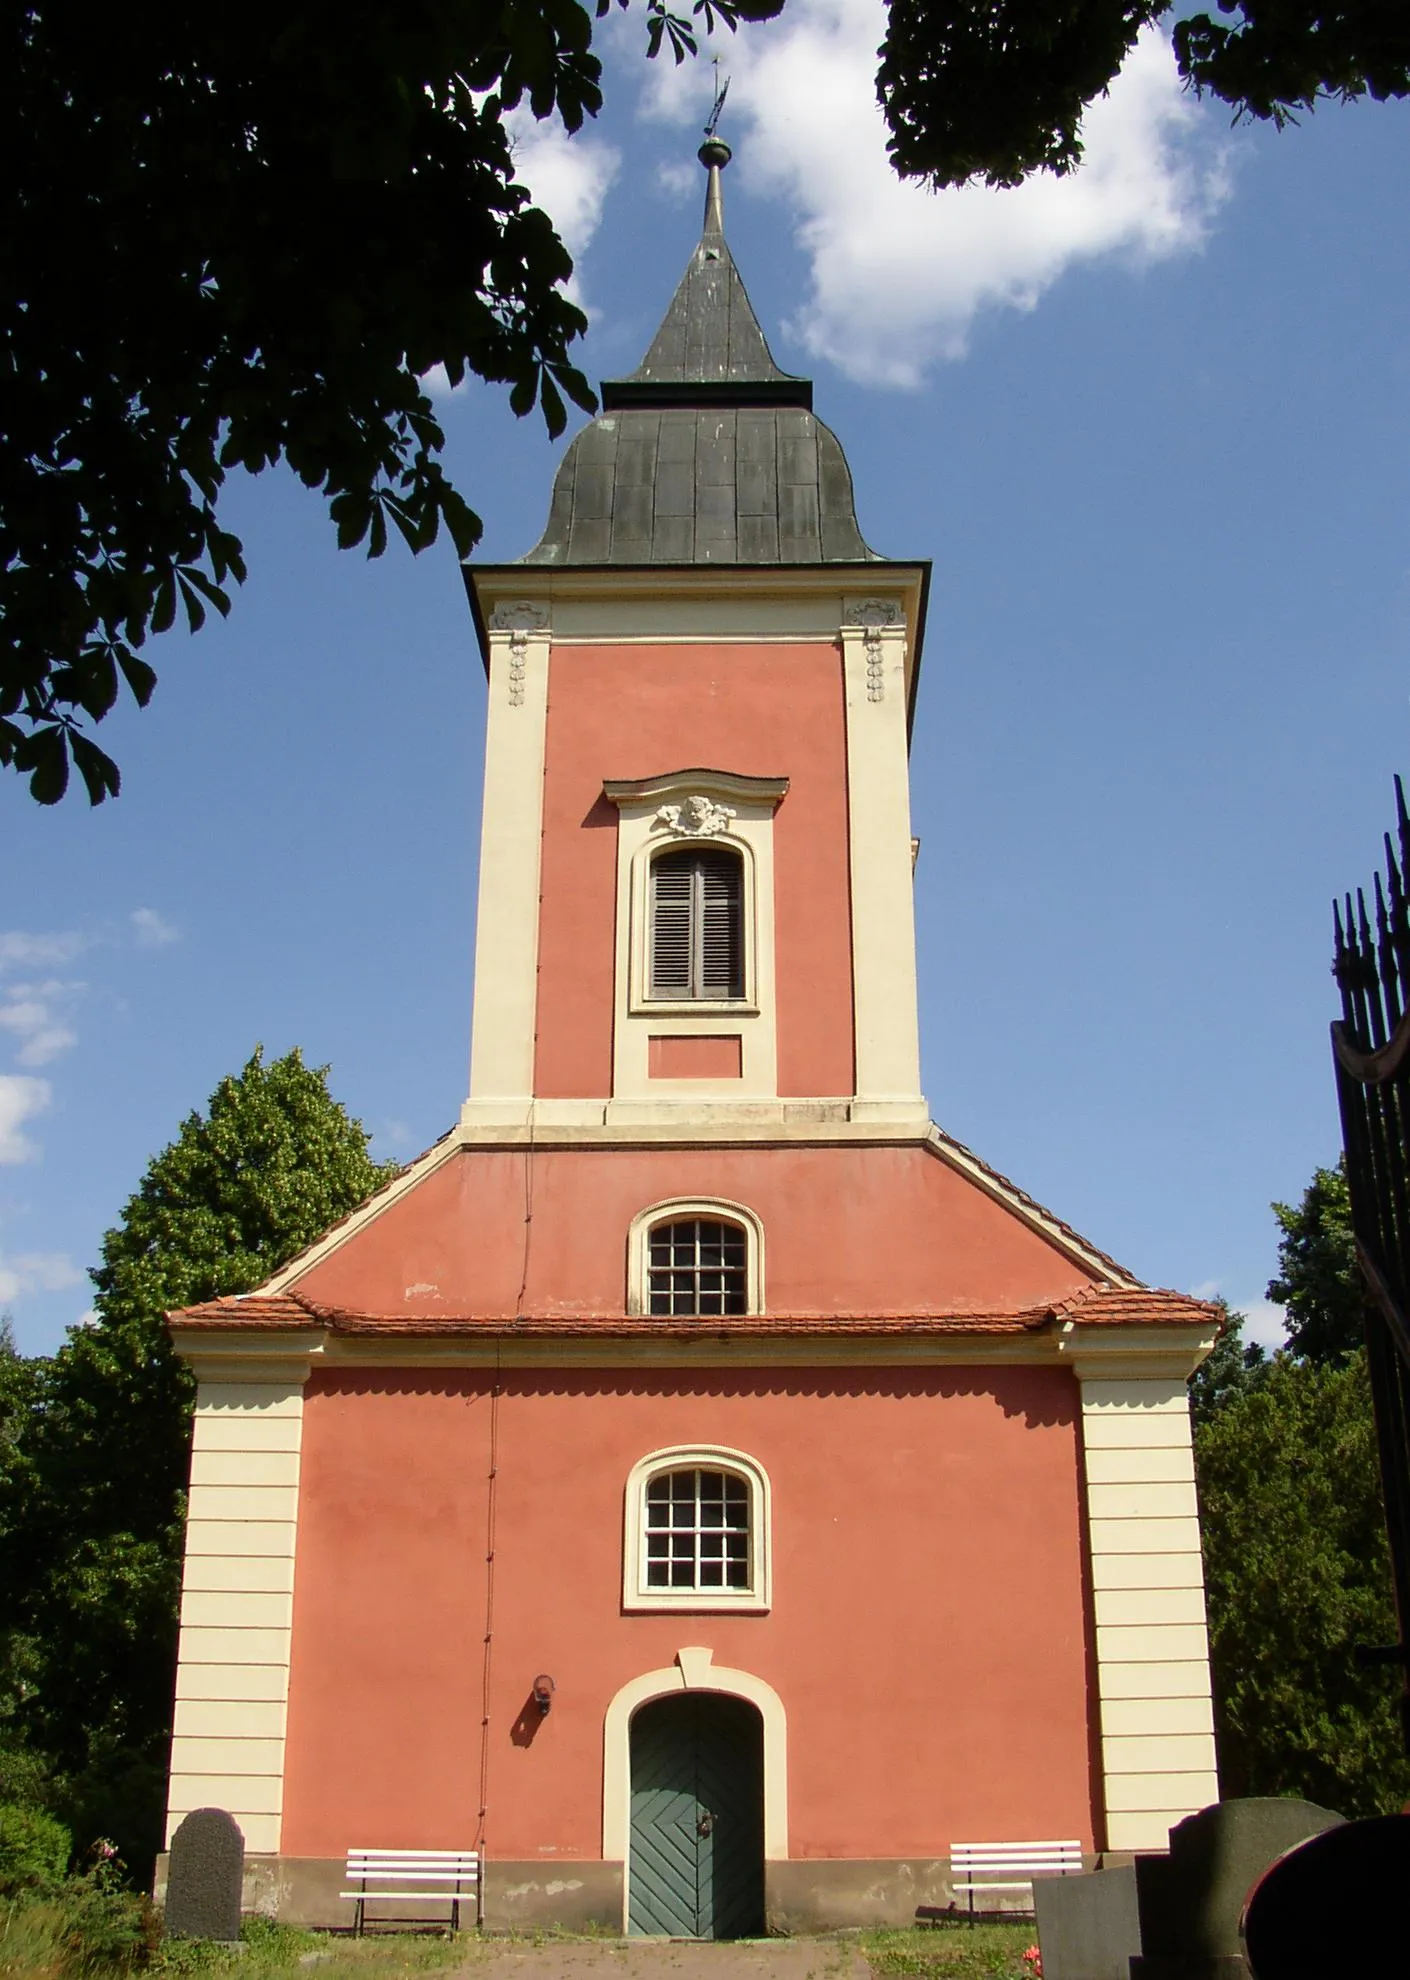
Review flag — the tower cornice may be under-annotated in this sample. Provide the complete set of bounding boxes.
[465,559,932,739]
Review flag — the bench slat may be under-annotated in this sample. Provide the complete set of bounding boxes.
[952,1843,1082,1857]
[348,1845,481,1861]
[346,1865,481,1875]
[340,1893,472,1903]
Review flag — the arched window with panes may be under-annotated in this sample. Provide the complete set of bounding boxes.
[623,1446,772,1612]
[648,844,744,1001]
[627,1197,764,1317]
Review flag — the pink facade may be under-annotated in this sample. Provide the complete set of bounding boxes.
[534,640,855,1100]
[280,1365,1098,1860]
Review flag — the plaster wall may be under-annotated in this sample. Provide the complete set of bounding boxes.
[291,1141,1097,1320]
[277,1365,1100,1864]
[532,641,854,1101]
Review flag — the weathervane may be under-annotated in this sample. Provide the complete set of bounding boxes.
[703,59,730,141]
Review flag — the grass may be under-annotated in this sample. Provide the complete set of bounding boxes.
[3,1907,1044,1980]
[154,1922,470,1980]
[859,1924,1038,1980]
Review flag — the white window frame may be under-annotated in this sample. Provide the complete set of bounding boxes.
[601,770,787,1105]
[623,1445,772,1614]
[626,1196,765,1318]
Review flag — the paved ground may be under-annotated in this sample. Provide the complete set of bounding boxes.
[448,1942,871,1980]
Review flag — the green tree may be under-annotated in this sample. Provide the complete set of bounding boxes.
[1266,1158,1368,1365]
[3,0,775,805]
[1189,1298,1267,1429]
[0,1049,396,1875]
[878,2,1410,190]
[1196,1349,1410,1815]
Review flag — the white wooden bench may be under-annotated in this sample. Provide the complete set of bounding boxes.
[341,1848,482,1934]
[921,1839,1084,1924]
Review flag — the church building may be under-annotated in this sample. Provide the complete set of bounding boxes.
[162,142,1222,1935]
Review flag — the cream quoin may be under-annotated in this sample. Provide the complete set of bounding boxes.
[160,141,1222,1935]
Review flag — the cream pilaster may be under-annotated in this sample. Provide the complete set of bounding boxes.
[464,601,551,1125]
[840,600,926,1123]
[166,1347,317,1854]
[1068,1334,1220,1851]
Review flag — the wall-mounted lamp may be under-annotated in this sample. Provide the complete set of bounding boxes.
[532,1674,556,1718]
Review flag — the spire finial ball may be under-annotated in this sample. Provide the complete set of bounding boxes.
[698,138,732,170]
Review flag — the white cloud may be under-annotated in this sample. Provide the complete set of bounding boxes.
[1191,1281,1289,1353]
[0,1250,83,1305]
[0,1076,52,1165]
[131,907,180,948]
[423,115,621,398]
[657,159,698,204]
[1240,1299,1290,1353]
[508,112,622,265]
[0,979,83,1068]
[376,1118,419,1157]
[0,930,88,972]
[637,5,1231,386]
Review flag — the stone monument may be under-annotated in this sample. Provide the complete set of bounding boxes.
[164,1808,245,1941]
[1130,1798,1344,1979]
[1033,1862,1140,1980]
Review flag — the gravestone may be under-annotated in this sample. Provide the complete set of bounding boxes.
[1034,1863,1140,1980]
[164,1808,245,1940]
[1241,1811,1410,1978]
[1130,1798,1344,1980]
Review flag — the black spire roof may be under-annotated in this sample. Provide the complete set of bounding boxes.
[520,140,879,567]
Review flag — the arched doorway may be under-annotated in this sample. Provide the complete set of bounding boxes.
[628,1692,764,1938]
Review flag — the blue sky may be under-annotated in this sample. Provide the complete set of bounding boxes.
[4,6,1408,1353]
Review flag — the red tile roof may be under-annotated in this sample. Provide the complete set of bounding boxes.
[170,1284,1219,1336]
[1051,1286,1223,1328]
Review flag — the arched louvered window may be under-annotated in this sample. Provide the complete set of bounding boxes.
[649,845,744,1000]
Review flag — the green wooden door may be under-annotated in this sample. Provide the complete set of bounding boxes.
[628,1693,764,1938]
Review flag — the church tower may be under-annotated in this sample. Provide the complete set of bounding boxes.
[162,146,1223,1935]
[464,138,926,1136]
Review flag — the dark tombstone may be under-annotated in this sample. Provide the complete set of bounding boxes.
[1241,1811,1410,1979]
[1130,1799,1344,1980]
[1034,1863,1140,1980]
[164,1808,245,1941]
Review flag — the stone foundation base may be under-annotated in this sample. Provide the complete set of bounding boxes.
[156,1857,624,1933]
[153,1854,1102,1935]
[766,1861,955,1932]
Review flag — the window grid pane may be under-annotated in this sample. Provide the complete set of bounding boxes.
[643,1468,751,1591]
[648,1219,748,1317]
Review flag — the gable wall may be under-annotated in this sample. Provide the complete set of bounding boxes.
[290,1142,1097,1319]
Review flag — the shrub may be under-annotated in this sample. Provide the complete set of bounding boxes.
[0,1807,71,1897]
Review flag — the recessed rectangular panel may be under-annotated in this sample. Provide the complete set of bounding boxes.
[648,1035,743,1080]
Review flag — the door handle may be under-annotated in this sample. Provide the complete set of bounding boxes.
[697,1811,714,1836]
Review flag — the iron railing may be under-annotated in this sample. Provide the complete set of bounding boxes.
[1331,776,1410,1752]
